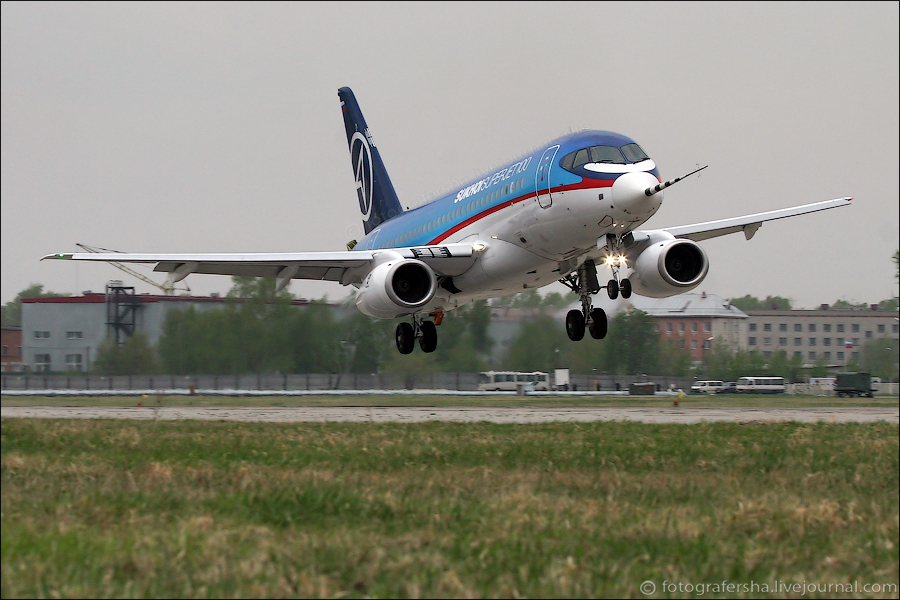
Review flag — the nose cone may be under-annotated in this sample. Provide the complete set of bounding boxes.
[612,171,662,216]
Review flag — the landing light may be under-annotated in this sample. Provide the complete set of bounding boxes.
[472,242,487,252]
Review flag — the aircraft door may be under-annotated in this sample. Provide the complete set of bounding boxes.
[535,145,560,208]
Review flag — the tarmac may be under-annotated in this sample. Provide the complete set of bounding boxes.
[2,406,897,424]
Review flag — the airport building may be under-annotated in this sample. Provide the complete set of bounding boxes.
[2,326,23,372]
[567,292,899,365]
[743,305,899,365]
[20,283,311,373]
[619,292,749,361]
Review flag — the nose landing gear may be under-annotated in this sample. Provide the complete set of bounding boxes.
[605,276,632,300]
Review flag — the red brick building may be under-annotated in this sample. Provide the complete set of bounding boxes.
[623,292,748,362]
[2,326,23,372]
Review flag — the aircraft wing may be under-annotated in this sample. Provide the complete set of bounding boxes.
[42,243,480,290]
[661,197,851,242]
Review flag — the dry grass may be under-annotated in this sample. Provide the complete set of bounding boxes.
[2,418,898,598]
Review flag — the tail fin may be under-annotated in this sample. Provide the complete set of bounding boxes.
[338,87,404,234]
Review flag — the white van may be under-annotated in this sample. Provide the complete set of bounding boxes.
[690,380,725,394]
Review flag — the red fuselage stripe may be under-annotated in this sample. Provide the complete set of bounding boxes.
[427,178,615,244]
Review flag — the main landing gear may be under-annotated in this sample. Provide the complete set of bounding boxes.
[559,258,632,342]
[395,314,438,354]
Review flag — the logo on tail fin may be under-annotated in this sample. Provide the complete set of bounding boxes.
[350,131,373,220]
[339,87,405,234]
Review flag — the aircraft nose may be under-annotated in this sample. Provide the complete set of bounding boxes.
[612,171,662,215]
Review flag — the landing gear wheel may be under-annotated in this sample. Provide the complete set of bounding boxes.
[620,278,632,299]
[566,310,585,341]
[396,322,414,355]
[419,321,437,353]
[606,279,619,300]
[588,308,608,339]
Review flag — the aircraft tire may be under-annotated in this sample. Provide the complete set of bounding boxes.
[396,322,415,354]
[566,310,585,341]
[419,321,437,353]
[607,280,619,300]
[620,278,632,299]
[589,308,608,339]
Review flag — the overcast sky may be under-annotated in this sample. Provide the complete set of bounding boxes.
[2,2,898,309]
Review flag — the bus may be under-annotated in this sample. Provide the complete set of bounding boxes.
[736,376,786,394]
[477,371,550,391]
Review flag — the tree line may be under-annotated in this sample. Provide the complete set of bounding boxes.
[4,267,898,381]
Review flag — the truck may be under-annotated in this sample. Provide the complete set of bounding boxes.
[834,372,875,398]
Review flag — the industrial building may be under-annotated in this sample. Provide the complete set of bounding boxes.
[20,282,310,373]
[2,326,23,372]
[623,292,749,361]
[744,305,899,365]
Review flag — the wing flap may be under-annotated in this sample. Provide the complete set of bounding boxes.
[42,243,480,285]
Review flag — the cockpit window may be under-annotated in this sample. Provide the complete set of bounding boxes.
[589,145,626,164]
[573,148,591,168]
[561,142,651,173]
[620,143,649,163]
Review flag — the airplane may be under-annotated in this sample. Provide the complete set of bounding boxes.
[44,87,851,354]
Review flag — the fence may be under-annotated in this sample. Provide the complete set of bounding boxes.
[1,373,695,393]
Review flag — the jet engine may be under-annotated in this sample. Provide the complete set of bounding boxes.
[628,236,709,298]
[355,259,438,319]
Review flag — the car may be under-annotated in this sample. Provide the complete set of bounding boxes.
[690,380,725,394]
[716,381,738,394]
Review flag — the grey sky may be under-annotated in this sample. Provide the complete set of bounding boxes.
[2,2,898,308]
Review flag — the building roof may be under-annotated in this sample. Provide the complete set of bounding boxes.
[21,293,312,306]
[567,292,748,319]
[744,307,898,318]
[625,292,748,319]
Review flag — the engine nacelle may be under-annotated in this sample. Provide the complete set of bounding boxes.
[355,259,438,319]
[629,237,709,298]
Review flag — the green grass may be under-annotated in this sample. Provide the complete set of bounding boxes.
[2,393,897,408]
[2,418,898,598]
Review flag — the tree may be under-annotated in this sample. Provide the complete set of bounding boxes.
[703,340,737,381]
[729,295,792,311]
[501,313,571,372]
[338,311,392,374]
[1,284,69,327]
[859,337,899,381]
[656,338,693,377]
[877,298,899,311]
[603,309,661,375]
[93,331,159,375]
[831,299,869,309]
[541,291,571,309]
[767,350,805,383]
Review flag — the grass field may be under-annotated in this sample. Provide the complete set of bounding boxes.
[2,393,898,409]
[2,417,897,598]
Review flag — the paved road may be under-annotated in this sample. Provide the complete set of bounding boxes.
[2,406,897,424]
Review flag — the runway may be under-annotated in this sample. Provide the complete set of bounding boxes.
[2,406,897,424]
